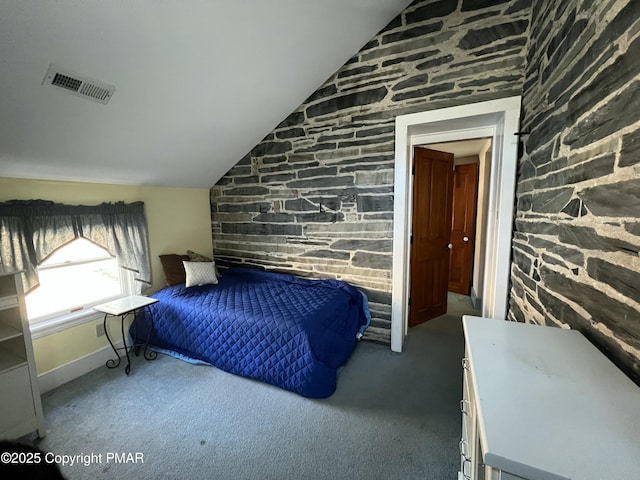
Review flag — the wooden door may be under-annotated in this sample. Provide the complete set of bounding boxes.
[409,147,454,327]
[448,163,479,295]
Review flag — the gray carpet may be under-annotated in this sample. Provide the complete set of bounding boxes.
[31,294,478,480]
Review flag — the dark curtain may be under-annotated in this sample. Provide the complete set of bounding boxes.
[0,200,151,293]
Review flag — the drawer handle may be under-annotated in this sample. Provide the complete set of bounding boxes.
[462,357,470,370]
[459,439,469,458]
[462,458,472,479]
[460,400,469,415]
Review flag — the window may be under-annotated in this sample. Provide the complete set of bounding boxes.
[0,200,151,299]
[25,238,133,323]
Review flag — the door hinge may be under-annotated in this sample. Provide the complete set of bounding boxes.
[410,234,414,244]
[409,297,412,307]
[412,164,415,175]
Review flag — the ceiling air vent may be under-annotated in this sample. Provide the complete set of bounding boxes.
[42,64,115,104]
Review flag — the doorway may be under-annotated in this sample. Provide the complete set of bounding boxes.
[408,139,490,328]
[391,97,522,352]
[426,138,492,306]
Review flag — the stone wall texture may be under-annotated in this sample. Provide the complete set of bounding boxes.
[510,0,640,383]
[210,0,532,344]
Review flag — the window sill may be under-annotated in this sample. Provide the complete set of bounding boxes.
[30,308,106,340]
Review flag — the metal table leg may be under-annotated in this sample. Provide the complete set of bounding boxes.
[104,313,121,369]
[121,312,132,375]
[132,306,157,361]
[104,312,132,375]
[104,305,157,375]
[141,305,158,361]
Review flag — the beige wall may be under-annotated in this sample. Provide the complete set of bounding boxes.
[0,177,212,374]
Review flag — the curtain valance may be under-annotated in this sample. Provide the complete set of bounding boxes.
[0,200,151,293]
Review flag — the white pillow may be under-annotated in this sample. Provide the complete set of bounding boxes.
[183,261,218,287]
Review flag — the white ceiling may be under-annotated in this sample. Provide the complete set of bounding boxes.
[0,0,413,188]
[427,138,492,158]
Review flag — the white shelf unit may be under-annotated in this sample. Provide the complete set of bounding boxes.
[0,269,45,439]
[460,315,640,480]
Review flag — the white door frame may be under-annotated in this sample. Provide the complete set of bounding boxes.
[391,96,521,352]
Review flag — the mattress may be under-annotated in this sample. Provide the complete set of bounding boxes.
[131,267,370,398]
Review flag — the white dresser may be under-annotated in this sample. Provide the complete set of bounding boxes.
[460,315,640,480]
[0,269,45,439]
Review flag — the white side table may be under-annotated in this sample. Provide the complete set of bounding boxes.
[94,295,159,375]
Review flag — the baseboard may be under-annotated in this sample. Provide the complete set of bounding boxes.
[38,341,124,394]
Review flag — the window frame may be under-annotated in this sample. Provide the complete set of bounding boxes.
[26,240,136,338]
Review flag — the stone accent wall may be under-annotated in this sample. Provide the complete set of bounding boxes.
[210,0,532,345]
[510,0,640,383]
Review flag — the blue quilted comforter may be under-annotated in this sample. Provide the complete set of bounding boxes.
[131,267,370,398]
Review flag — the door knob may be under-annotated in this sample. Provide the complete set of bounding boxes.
[463,236,469,242]
[447,243,453,249]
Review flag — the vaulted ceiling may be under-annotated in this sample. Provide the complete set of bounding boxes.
[0,0,413,188]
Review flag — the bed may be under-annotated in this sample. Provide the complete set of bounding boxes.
[131,266,370,398]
